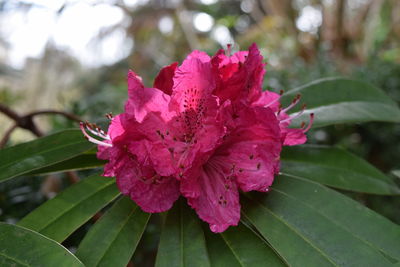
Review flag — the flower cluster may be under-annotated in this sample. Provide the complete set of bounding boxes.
[81,44,313,233]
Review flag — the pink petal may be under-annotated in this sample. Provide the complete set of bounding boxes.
[96,114,126,177]
[153,62,178,95]
[126,70,174,122]
[186,50,211,63]
[217,104,281,192]
[186,162,240,233]
[116,160,180,213]
[252,91,281,112]
[171,55,216,112]
[168,53,225,176]
[282,128,307,146]
[214,43,265,103]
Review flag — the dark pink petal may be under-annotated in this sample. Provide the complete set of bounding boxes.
[122,114,177,177]
[214,43,265,103]
[153,62,178,95]
[186,162,240,233]
[116,160,180,213]
[217,104,281,192]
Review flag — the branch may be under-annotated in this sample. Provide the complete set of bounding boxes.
[0,104,82,147]
[0,124,18,148]
[0,103,20,121]
[27,110,82,122]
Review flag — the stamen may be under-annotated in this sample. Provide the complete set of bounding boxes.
[281,94,301,114]
[264,95,281,109]
[105,113,113,120]
[303,113,314,132]
[80,122,112,147]
[279,105,306,123]
[85,123,110,140]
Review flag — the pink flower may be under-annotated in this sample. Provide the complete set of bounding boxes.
[81,44,313,233]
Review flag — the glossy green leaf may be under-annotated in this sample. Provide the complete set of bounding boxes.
[0,223,84,267]
[76,196,150,267]
[155,199,210,267]
[0,129,95,183]
[219,223,286,266]
[281,145,400,195]
[204,230,242,267]
[280,78,400,127]
[242,176,394,267]
[29,153,105,175]
[18,174,120,242]
[272,175,400,262]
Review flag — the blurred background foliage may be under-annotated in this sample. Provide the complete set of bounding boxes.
[0,0,399,266]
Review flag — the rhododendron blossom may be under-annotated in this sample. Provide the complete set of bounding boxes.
[81,44,313,233]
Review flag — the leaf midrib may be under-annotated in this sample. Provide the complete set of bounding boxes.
[288,100,399,113]
[277,174,400,261]
[0,251,30,267]
[281,159,391,183]
[20,179,117,232]
[0,139,93,180]
[92,205,140,266]
[220,234,246,267]
[245,196,339,267]
[271,187,394,264]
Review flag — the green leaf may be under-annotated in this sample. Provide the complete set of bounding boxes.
[242,176,395,267]
[29,153,105,175]
[0,129,95,183]
[18,174,120,242]
[219,223,286,266]
[204,230,242,267]
[280,78,400,127]
[75,196,150,267]
[281,145,400,195]
[155,199,210,267]
[0,222,84,267]
[272,175,400,262]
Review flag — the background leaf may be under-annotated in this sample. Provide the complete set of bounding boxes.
[0,223,84,267]
[76,196,150,267]
[280,78,400,127]
[18,174,120,242]
[281,145,400,195]
[155,199,210,267]
[0,129,95,183]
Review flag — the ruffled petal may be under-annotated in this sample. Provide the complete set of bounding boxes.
[216,104,281,192]
[214,43,265,103]
[171,54,216,112]
[186,162,240,233]
[96,114,126,177]
[252,91,281,112]
[168,53,225,176]
[126,70,174,122]
[282,128,307,146]
[153,62,178,95]
[186,50,211,63]
[116,160,180,213]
